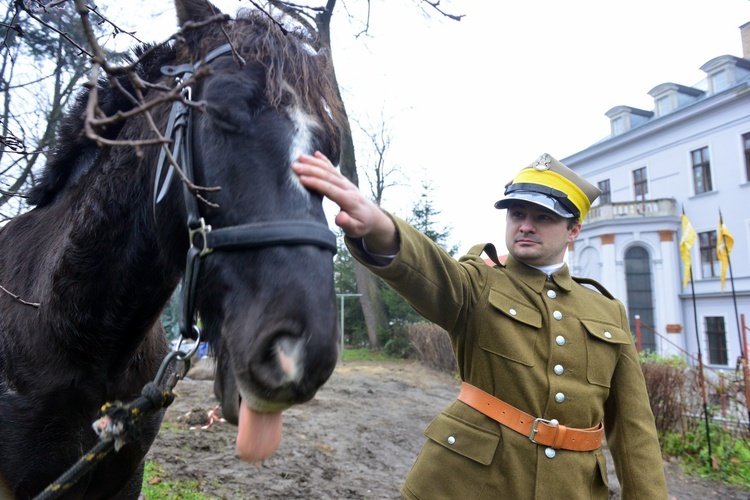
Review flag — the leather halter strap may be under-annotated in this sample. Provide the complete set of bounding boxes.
[154,43,337,341]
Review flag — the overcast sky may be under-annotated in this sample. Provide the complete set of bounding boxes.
[122,0,750,256]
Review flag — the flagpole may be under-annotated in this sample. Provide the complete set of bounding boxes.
[719,211,742,358]
[682,209,712,463]
[718,210,746,430]
[689,265,713,463]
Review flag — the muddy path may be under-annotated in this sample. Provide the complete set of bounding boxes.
[144,359,749,499]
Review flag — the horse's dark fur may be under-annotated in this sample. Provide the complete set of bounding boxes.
[28,44,175,208]
[0,1,342,498]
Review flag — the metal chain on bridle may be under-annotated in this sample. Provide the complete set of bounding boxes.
[34,43,337,500]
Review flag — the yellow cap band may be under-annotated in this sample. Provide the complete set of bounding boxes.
[513,168,591,220]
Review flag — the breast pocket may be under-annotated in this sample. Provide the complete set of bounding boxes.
[479,288,542,366]
[581,319,630,387]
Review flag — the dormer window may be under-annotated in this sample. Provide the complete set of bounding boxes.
[611,117,625,135]
[605,106,653,135]
[710,70,728,93]
[648,83,704,117]
[656,96,673,116]
[700,55,750,94]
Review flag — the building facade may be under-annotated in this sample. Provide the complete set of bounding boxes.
[563,22,750,370]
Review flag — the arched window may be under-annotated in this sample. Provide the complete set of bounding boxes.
[625,246,655,352]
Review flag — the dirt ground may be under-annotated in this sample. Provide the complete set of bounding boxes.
[144,359,750,499]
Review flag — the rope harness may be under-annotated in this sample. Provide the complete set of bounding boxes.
[34,43,336,500]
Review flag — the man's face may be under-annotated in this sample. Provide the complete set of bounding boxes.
[505,201,581,267]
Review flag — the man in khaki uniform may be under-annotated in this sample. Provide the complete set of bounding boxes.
[293,152,668,499]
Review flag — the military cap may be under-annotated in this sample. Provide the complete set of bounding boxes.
[494,153,601,222]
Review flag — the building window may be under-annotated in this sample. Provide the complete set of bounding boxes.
[625,246,655,352]
[611,117,624,135]
[598,179,611,204]
[705,316,728,365]
[743,132,750,182]
[691,147,713,194]
[710,70,728,93]
[656,96,672,116]
[633,167,648,200]
[699,230,719,279]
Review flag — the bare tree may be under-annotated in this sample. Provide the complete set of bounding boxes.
[268,0,462,349]
[0,0,129,219]
[0,0,463,348]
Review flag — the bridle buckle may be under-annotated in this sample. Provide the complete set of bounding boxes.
[189,217,213,257]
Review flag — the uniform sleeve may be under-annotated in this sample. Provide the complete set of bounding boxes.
[346,214,488,333]
[603,301,668,499]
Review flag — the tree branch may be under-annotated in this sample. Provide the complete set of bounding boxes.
[0,284,40,307]
[421,1,464,21]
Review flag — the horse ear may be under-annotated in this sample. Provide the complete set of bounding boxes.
[174,0,223,28]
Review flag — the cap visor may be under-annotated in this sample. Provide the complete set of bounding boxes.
[494,191,575,218]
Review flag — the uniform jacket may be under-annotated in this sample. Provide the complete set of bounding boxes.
[348,215,668,499]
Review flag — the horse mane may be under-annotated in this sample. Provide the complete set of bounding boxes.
[186,9,344,152]
[27,44,176,208]
[28,9,344,209]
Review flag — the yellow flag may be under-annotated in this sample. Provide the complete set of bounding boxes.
[717,216,734,292]
[680,213,696,288]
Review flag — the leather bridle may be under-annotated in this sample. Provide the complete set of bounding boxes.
[153,43,337,344]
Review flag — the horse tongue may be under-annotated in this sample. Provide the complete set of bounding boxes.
[236,402,283,462]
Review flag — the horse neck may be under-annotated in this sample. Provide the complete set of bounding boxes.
[47,144,183,344]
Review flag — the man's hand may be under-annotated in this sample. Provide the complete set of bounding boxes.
[293,152,398,255]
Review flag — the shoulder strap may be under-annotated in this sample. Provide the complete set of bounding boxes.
[572,276,615,300]
[467,243,502,267]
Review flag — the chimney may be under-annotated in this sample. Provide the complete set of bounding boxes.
[742,21,750,60]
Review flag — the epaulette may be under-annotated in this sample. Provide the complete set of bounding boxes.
[466,243,504,267]
[572,276,615,300]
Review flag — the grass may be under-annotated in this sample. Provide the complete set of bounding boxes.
[141,462,217,499]
[340,347,403,362]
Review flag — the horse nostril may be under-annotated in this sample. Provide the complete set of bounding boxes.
[273,335,304,383]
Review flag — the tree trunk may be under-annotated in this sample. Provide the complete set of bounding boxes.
[314,1,387,348]
[354,262,388,348]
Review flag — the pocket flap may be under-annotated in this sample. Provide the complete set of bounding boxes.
[581,319,631,345]
[488,289,541,328]
[424,412,500,466]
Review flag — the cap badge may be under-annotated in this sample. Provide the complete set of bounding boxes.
[533,154,552,171]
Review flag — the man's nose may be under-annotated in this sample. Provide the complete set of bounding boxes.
[519,218,536,233]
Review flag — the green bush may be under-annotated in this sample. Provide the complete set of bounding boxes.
[661,423,750,489]
[377,321,414,359]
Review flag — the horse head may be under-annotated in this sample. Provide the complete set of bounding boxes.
[155,0,343,460]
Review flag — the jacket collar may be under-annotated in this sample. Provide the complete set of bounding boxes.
[504,254,573,294]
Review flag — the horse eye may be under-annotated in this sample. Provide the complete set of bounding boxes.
[205,103,241,132]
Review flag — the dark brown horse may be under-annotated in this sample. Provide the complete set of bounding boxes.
[0,1,342,497]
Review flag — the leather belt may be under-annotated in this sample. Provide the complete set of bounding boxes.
[457,382,603,452]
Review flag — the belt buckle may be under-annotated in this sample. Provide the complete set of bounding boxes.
[529,417,554,444]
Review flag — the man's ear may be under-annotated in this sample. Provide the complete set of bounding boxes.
[568,222,582,242]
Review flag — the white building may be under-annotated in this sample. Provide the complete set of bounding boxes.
[564,22,750,370]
